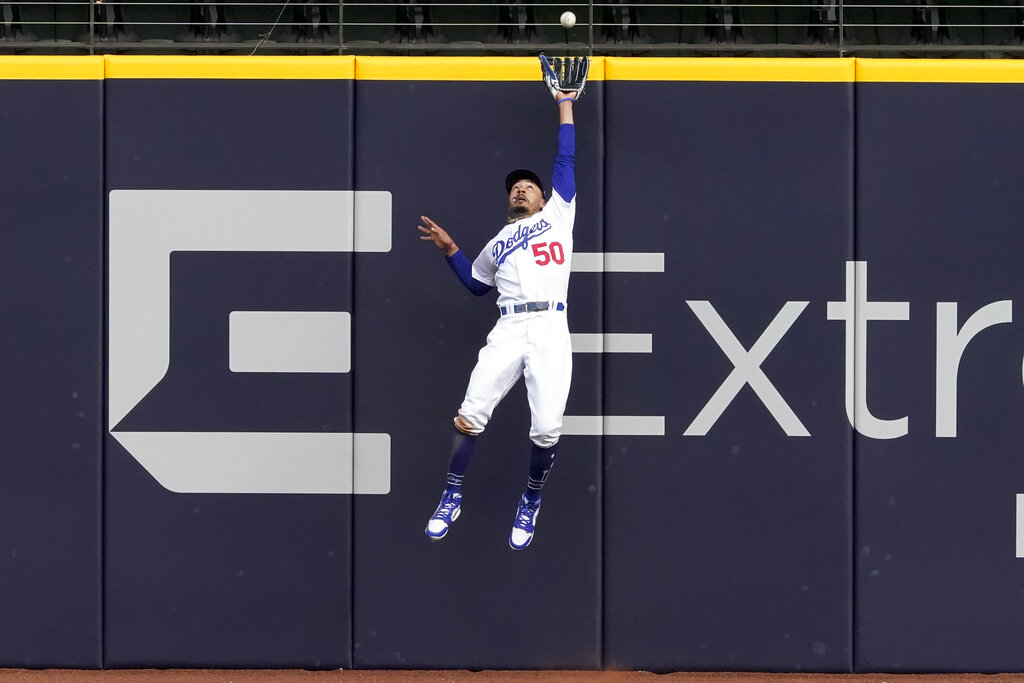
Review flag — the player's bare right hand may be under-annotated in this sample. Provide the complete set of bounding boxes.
[418,215,457,255]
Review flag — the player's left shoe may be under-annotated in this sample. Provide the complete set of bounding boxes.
[509,495,541,550]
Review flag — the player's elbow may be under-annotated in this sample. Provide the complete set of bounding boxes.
[470,282,493,296]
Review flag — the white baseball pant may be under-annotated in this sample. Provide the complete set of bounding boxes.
[456,310,572,448]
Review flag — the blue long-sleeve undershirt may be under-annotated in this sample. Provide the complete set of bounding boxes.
[446,249,493,296]
[551,123,575,202]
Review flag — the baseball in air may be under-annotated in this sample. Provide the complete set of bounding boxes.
[560,11,576,29]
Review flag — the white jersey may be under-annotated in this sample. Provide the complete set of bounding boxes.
[470,189,575,308]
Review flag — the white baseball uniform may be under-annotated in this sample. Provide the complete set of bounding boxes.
[454,125,577,448]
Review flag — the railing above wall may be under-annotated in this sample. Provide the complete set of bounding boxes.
[1,2,1024,57]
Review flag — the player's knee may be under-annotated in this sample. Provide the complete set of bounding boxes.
[530,432,559,449]
[454,414,483,436]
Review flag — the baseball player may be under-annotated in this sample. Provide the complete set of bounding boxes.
[418,56,588,550]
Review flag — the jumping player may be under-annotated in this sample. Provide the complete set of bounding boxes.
[417,57,586,550]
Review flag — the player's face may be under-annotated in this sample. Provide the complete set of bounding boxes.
[508,180,545,218]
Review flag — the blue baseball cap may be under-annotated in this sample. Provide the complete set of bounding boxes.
[505,169,545,196]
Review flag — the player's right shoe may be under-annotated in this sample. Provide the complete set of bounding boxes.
[425,488,462,541]
[509,495,541,550]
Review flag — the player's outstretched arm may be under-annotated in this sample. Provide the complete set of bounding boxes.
[418,215,493,297]
[418,215,459,257]
[557,92,574,125]
[550,103,576,204]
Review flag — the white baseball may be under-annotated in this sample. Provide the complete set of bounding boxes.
[560,11,576,29]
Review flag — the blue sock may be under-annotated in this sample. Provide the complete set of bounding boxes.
[445,430,477,493]
[524,442,557,502]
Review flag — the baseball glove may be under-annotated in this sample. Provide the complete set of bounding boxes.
[539,54,589,101]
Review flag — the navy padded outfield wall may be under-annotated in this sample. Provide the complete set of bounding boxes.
[2,55,1024,672]
[103,59,357,668]
[601,60,854,673]
[853,60,1024,673]
[0,59,104,668]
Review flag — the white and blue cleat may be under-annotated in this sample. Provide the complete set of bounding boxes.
[509,495,541,550]
[425,489,462,541]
